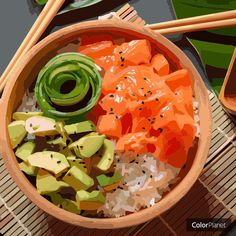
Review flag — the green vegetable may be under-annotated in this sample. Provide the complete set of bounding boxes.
[36,169,69,195]
[96,139,114,171]
[19,162,38,176]
[35,0,48,5]
[63,166,94,191]
[15,142,36,162]
[97,171,123,187]
[8,121,27,149]
[64,120,96,135]
[48,193,64,207]
[28,151,70,175]
[13,112,43,121]
[62,199,81,214]
[35,53,102,124]
[69,133,105,159]
[76,190,105,210]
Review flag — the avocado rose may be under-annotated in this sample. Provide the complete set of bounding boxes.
[35,53,102,124]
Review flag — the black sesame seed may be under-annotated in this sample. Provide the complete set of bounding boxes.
[139,108,142,111]
[118,186,124,190]
[120,57,125,62]
[141,87,144,90]
[26,111,28,113]
[108,158,111,161]
[109,94,114,98]
[68,173,71,176]
[143,78,147,80]
[137,182,140,185]
[144,94,147,97]
[155,98,159,101]
[72,160,76,162]
[110,108,113,111]
[30,123,33,127]
[66,139,70,145]
[150,175,153,178]
[160,114,164,118]
[119,51,122,54]
[151,121,155,124]
[136,154,139,157]
[130,160,135,163]
[141,101,144,104]
[142,127,145,130]
[116,86,119,90]
[121,64,124,67]
[50,154,53,158]
[57,161,61,164]
[142,170,146,174]
[148,118,151,122]
[135,161,139,164]
[80,146,84,149]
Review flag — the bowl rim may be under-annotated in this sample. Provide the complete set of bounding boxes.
[0,19,212,229]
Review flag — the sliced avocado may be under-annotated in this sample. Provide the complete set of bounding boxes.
[47,137,67,147]
[67,156,87,173]
[69,133,105,159]
[64,121,96,135]
[13,112,43,121]
[25,116,58,136]
[62,166,94,191]
[8,121,27,149]
[62,199,81,214]
[36,169,69,195]
[19,162,38,176]
[76,190,105,210]
[48,193,64,207]
[28,151,70,175]
[97,171,123,188]
[15,142,36,162]
[96,139,114,171]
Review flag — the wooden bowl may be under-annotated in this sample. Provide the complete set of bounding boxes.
[0,20,212,229]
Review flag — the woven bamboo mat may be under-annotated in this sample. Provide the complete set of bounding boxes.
[1,9,236,236]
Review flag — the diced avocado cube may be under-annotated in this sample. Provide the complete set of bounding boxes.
[25,116,58,136]
[67,156,87,173]
[47,137,67,147]
[13,112,43,121]
[69,133,105,159]
[19,162,38,176]
[15,142,36,162]
[28,151,70,175]
[36,169,69,195]
[64,121,96,135]
[96,139,114,171]
[97,171,123,187]
[76,190,105,210]
[62,199,81,214]
[48,193,64,207]
[63,166,94,191]
[8,120,27,149]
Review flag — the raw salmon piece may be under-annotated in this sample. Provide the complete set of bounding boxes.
[116,132,157,154]
[113,40,152,67]
[97,114,122,138]
[151,54,170,76]
[121,113,133,135]
[164,69,191,91]
[99,93,128,115]
[111,65,160,100]
[132,117,152,133]
[79,41,114,58]
[154,128,187,168]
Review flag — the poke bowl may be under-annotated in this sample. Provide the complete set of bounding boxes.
[0,20,212,229]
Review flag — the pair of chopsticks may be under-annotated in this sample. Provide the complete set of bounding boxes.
[1,1,236,93]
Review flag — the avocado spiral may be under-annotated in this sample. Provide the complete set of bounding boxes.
[35,53,102,124]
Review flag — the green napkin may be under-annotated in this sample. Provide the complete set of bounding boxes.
[172,0,236,95]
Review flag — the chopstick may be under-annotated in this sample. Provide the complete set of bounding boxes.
[148,9,236,31]
[0,0,65,93]
[153,18,236,35]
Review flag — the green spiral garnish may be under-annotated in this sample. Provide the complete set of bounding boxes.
[35,53,102,124]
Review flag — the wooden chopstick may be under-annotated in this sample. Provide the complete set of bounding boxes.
[148,9,236,30]
[0,0,65,93]
[154,18,236,35]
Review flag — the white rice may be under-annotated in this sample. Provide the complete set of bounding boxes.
[98,152,180,218]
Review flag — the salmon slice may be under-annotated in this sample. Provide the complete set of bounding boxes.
[99,93,128,115]
[151,54,170,76]
[97,114,122,138]
[113,40,152,67]
[116,132,157,154]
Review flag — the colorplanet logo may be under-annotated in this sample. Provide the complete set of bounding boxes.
[187,219,231,231]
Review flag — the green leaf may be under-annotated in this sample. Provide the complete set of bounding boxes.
[172,0,236,37]
[35,0,103,13]
[35,0,48,5]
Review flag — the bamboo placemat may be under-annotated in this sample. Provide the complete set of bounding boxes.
[1,11,236,236]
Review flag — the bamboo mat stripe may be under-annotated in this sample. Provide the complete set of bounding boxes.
[1,8,236,233]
